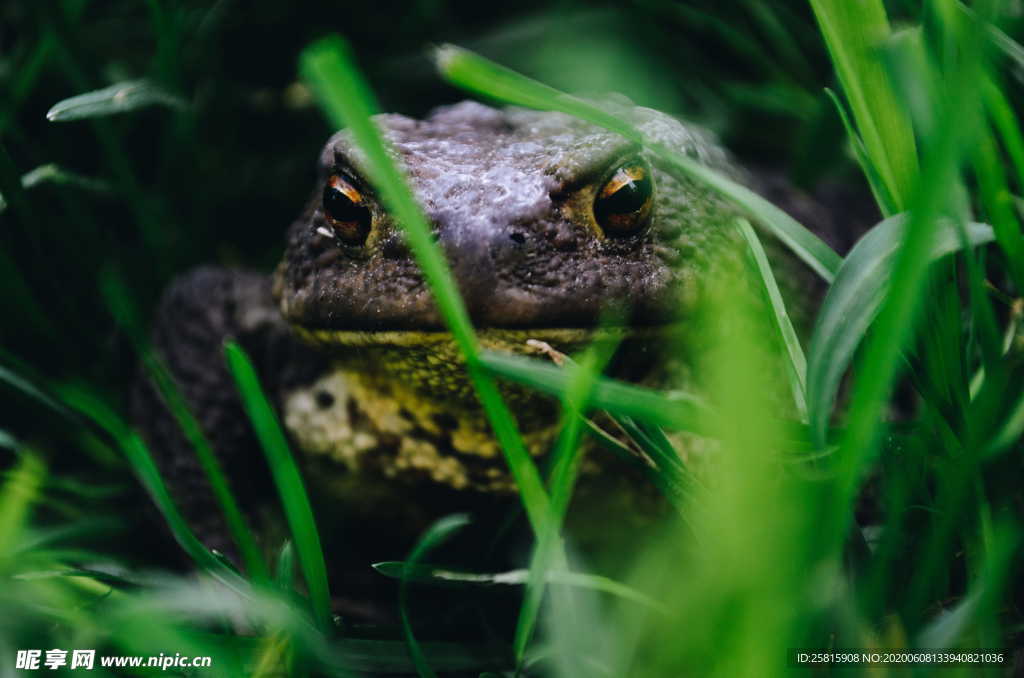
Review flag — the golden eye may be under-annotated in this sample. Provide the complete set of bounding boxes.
[594,161,653,237]
[322,173,372,246]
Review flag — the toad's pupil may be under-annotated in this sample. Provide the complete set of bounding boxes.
[596,167,651,218]
[322,177,372,245]
[323,184,367,224]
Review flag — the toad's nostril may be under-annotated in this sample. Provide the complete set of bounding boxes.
[381,234,410,259]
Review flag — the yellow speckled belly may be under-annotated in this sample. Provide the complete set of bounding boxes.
[282,326,669,493]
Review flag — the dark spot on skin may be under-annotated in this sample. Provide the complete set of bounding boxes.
[349,434,403,478]
[398,408,413,422]
[381,235,410,260]
[315,390,335,409]
[432,412,458,432]
[347,399,362,425]
[410,425,511,489]
[509,232,526,245]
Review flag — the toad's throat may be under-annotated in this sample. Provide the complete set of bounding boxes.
[289,325,648,349]
[288,324,670,406]
[288,325,622,406]
[282,325,670,492]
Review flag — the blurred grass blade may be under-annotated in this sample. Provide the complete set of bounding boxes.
[0,451,45,558]
[974,130,1024,292]
[513,530,563,664]
[300,36,552,536]
[984,78,1024,199]
[823,87,897,216]
[0,364,74,420]
[823,11,989,556]
[101,269,267,582]
[546,338,620,523]
[808,0,918,210]
[958,2,1024,69]
[332,638,510,674]
[375,563,669,614]
[138,354,268,582]
[56,384,248,591]
[480,350,710,433]
[915,526,1017,649]
[985,388,1024,458]
[514,339,618,662]
[46,79,186,121]
[224,341,331,630]
[806,217,995,444]
[0,163,110,213]
[435,44,841,283]
[614,416,697,512]
[737,218,807,419]
[400,514,471,678]
[275,540,295,592]
[20,163,110,193]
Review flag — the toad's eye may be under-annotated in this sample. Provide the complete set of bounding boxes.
[322,174,372,246]
[594,160,653,237]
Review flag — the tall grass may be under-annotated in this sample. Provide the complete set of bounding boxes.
[1,1,1023,676]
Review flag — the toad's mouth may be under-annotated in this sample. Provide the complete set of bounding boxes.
[288,324,672,351]
[287,324,674,408]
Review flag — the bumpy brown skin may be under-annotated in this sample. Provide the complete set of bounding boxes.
[273,100,741,331]
[133,100,859,599]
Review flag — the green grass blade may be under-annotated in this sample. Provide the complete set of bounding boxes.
[915,525,1018,649]
[0,0,88,133]
[45,79,186,121]
[736,218,808,420]
[223,341,331,630]
[56,384,248,591]
[0,163,110,213]
[434,44,842,283]
[513,530,564,664]
[479,351,711,433]
[137,351,268,582]
[985,388,1024,458]
[399,514,471,678]
[299,36,552,536]
[275,540,295,592]
[806,217,995,445]
[958,2,1024,69]
[514,338,618,662]
[614,416,697,509]
[0,451,45,561]
[815,6,996,574]
[0,364,74,421]
[374,563,669,615]
[973,130,1024,292]
[808,0,919,210]
[983,78,1024,197]
[823,87,898,216]
[101,270,267,582]
[546,338,620,520]
[955,191,1007,375]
